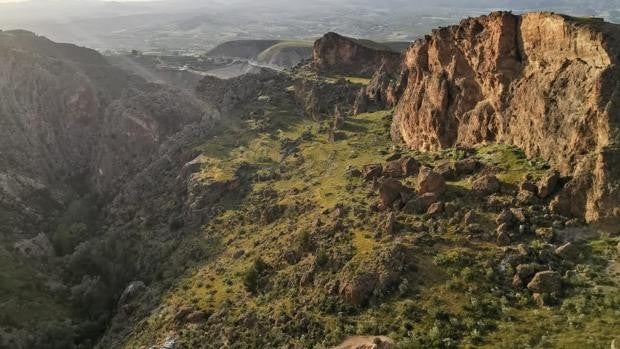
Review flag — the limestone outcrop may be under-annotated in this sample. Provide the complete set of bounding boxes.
[391,12,620,223]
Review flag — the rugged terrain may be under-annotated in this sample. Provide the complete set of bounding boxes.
[0,12,619,349]
[390,12,620,224]
[0,29,217,348]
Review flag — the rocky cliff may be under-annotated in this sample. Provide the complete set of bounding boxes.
[313,32,402,76]
[0,30,213,217]
[0,30,219,347]
[391,12,620,223]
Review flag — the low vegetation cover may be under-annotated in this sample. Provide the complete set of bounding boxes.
[115,94,619,348]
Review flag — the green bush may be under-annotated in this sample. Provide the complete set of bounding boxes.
[52,223,89,256]
[243,257,270,294]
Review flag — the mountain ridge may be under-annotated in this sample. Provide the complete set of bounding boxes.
[0,11,619,349]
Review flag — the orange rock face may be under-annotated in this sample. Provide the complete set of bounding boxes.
[392,12,620,223]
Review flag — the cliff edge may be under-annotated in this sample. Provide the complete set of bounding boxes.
[392,12,620,223]
[313,32,402,76]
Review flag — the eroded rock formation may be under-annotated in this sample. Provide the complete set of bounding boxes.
[313,32,402,76]
[391,12,620,223]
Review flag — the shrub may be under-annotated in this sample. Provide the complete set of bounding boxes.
[52,223,88,256]
[243,257,270,294]
[298,230,314,252]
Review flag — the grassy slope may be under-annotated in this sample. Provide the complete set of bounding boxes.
[122,97,620,348]
[255,41,313,62]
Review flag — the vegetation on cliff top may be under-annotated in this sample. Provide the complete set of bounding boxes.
[118,94,619,348]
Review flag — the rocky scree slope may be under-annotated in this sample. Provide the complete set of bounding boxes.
[390,12,620,224]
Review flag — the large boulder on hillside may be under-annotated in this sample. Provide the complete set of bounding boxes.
[527,271,562,294]
[555,242,580,261]
[472,175,501,196]
[378,179,408,208]
[383,160,405,178]
[383,156,420,178]
[362,164,383,181]
[416,167,446,195]
[537,171,560,199]
[118,281,146,306]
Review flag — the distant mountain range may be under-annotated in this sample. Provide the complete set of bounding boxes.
[0,0,617,53]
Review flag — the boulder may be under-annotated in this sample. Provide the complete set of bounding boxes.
[383,160,404,178]
[339,272,379,306]
[497,231,511,246]
[362,164,383,181]
[434,161,456,181]
[512,274,524,288]
[427,202,444,216]
[463,210,477,226]
[118,281,146,306]
[345,166,362,178]
[378,179,406,208]
[338,243,416,306]
[399,157,420,177]
[517,190,540,205]
[174,306,193,322]
[333,336,395,349]
[537,171,560,199]
[417,167,446,195]
[454,158,479,176]
[472,175,501,196]
[515,263,544,281]
[527,271,561,294]
[497,223,511,234]
[419,193,440,208]
[510,208,527,223]
[555,242,580,261]
[532,292,554,307]
[162,336,177,349]
[186,311,208,323]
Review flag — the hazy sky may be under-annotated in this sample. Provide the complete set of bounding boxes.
[0,0,617,51]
